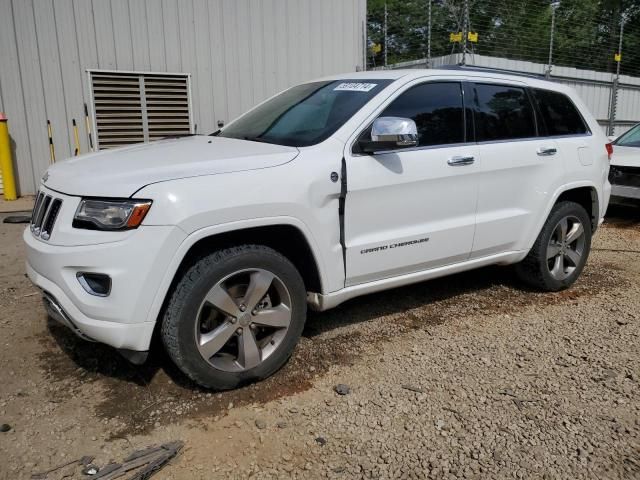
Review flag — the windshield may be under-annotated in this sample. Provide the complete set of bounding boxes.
[615,123,640,147]
[217,79,392,147]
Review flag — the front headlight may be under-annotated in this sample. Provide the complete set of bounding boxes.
[73,199,152,230]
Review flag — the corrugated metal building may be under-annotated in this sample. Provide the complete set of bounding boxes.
[0,0,367,195]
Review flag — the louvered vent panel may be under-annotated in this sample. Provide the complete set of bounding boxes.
[90,71,192,150]
[92,73,144,149]
[144,75,191,141]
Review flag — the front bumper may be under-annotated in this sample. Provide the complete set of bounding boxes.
[24,212,186,352]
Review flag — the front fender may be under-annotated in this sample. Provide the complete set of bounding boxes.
[142,216,329,325]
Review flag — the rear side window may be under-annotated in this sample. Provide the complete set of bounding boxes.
[379,82,465,147]
[532,89,589,136]
[473,84,536,142]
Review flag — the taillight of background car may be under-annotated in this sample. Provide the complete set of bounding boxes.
[605,143,613,160]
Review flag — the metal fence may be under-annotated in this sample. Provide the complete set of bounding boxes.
[366,0,640,136]
[383,53,640,136]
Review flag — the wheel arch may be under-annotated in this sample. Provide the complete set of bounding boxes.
[555,185,599,231]
[145,218,325,326]
[527,182,600,252]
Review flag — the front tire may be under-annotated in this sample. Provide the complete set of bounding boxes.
[161,245,307,390]
[515,201,592,291]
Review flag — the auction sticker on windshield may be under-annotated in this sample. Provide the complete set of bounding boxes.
[334,82,378,92]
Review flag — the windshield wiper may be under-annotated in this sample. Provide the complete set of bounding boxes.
[242,136,275,145]
[161,133,200,140]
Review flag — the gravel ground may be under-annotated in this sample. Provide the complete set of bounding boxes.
[0,205,638,479]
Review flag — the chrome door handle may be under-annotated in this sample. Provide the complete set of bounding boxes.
[537,147,557,156]
[448,155,475,166]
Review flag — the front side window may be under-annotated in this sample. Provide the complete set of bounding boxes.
[218,79,391,147]
[377,82,465,147]
[614,123,640,147]
[473,84,536,142]
[532,89,589,136]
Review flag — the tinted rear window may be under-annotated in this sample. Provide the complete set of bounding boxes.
[473,84,536,141]
[532,89,588,136]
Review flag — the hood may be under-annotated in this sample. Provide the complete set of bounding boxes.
[42,136,299,197]
[611,145,640,168]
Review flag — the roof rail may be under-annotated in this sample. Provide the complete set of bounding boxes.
[439,64,548,81]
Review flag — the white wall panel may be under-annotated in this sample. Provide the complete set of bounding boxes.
[111,0,135,70]
[249,0,266,105]
[146,0,166,71]
[92,0,117,69]
[161,0,181,73]
[54,0,89,156]
[16,0,55,186]
[0,0,36,193]
[1,0,366,194]
[208,0,228,126]
[129,0,152,71]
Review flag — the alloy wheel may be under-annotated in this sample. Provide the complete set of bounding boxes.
[194,268,292,372]
[546,215,586,281]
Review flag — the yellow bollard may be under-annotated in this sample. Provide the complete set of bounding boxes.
[0,113,17,201]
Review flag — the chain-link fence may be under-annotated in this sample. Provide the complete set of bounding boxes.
[366,0,640,135]
[367,0,640,76]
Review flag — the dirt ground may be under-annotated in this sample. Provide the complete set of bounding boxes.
[1,206,639,480]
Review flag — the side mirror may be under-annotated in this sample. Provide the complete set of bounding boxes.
[359,117,418,153]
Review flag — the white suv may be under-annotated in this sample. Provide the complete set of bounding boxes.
[25,69,611,389]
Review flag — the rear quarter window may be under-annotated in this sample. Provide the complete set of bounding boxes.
[532,89,589,136]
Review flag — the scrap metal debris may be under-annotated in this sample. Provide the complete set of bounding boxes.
[30,441,183,480]
[93,441,183,480]
[82,465,100,476]
[30,456,94,479]
[2,215,30,224]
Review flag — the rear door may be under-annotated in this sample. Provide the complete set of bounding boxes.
[532,87,596,184]
[470,81,565,257]
[343,80,479,286]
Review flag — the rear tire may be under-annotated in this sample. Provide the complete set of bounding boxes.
[515,201,592,291]
[161,245,306,390]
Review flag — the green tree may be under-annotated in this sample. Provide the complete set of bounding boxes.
[368,0,640,76]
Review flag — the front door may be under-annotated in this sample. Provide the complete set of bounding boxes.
[343,81,479,286]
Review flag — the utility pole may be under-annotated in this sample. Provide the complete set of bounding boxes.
[461,0,469,65]
[546,1,561,78]
[427,0,432,68]
[384,1,388,68]
[362,20,367,71]
[608,11,627,136]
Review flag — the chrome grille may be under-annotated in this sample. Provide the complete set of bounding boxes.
[31,192,63,240]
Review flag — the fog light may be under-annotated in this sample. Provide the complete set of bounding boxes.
[77,272,111,297]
